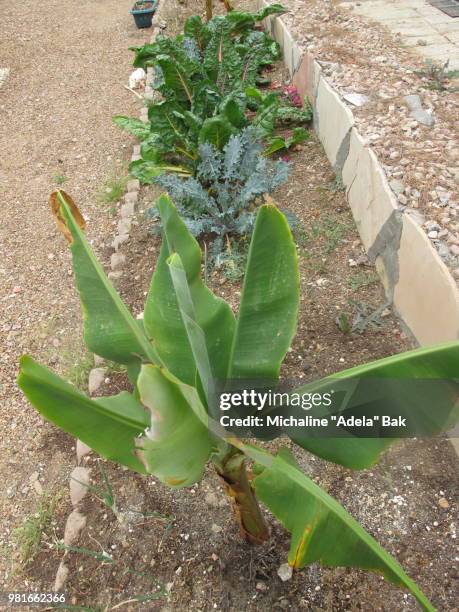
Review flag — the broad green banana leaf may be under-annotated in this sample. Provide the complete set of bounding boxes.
[228,203,299,380]
[250,446,434,612]
[18,357,148,473]
[136,365,213,487]
[143,195,235,386]
[52,191,159,367]
[167,253,214,394]
[288,342,459,469]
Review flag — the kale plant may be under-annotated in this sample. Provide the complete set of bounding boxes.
[150,128,290,260]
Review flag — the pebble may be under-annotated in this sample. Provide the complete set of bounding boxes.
[88,368,106,394]
[404,94,422,111]
[438,497,450,509]
[277,563,293,582]
[389,179,404,195]
[54,561,69,592]
[410,108,435,127]
[110,252,126,271]
[256,582,268,591]
[70,466,90,507]
[63,510,87,546]
[398,194,408,205]
[343,92,369,106]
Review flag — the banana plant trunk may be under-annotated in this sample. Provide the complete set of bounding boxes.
[215,451,269,544]
[205,0,212,21]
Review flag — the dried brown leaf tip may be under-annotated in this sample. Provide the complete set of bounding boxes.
[49,190,86,244]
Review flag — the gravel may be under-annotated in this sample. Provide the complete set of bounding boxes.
[270,0,459,277]
[0,0,149,586]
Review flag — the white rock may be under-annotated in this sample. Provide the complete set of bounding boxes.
[64,510,87,546]
[128,67,146,90]
[277,563,293,582]
[125,191,138,204]
[54,561,69,591]
[76,439,92,462]
[343,92,369,107]
[404,94,422,111]
[70,467,90,507]
[112,234,129,251]
[389,179,405,195]
[120,202,135,218]
[94,354,105,367]
[0,67,10,89]
[127,179,140,193]
[118,218,132,234]
[398,194,408,205]
[410,108,435,127]
[110,252,126,271]
[33,480,44,496]
[88,367,106,394]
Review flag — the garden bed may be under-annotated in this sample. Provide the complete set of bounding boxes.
[12,0,458,610]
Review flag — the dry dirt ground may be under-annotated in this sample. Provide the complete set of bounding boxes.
[0,0,457,611]
[0,0,152,596]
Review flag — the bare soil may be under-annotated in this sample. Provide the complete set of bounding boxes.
[1,0,457,611]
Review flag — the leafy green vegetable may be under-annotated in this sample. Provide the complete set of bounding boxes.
[265,127,309,155]
[112,116,150,140]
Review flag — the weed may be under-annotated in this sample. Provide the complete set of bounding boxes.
[349,299,388,334]
[348,271,379,292]
[327,173,345,193]
[98,174,128,204]
[104,360,127,375]
[414,58,459,92]
[336,312,351,334]
[14,492,62,564]
[310,216,350,254]
[53,173,67,185]
[55,543,114,564]
[215,237,249,282]
[64,349,94,391]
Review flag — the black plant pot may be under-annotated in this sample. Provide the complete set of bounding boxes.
[130,0,157,28]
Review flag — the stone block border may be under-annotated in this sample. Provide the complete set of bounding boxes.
[258,0,459,347]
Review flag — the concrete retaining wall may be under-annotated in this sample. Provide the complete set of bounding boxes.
[258,0,459,346]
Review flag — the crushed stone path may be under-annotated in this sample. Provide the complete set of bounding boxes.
[0,0,147,586]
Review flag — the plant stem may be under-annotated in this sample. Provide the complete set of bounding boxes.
[214,450,269,544]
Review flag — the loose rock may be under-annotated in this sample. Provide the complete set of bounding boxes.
[277,563,293,582]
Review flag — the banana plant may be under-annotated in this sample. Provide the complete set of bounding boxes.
[19,190,459,611]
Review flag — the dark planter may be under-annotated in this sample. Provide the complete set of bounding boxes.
[130,0,157,28]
